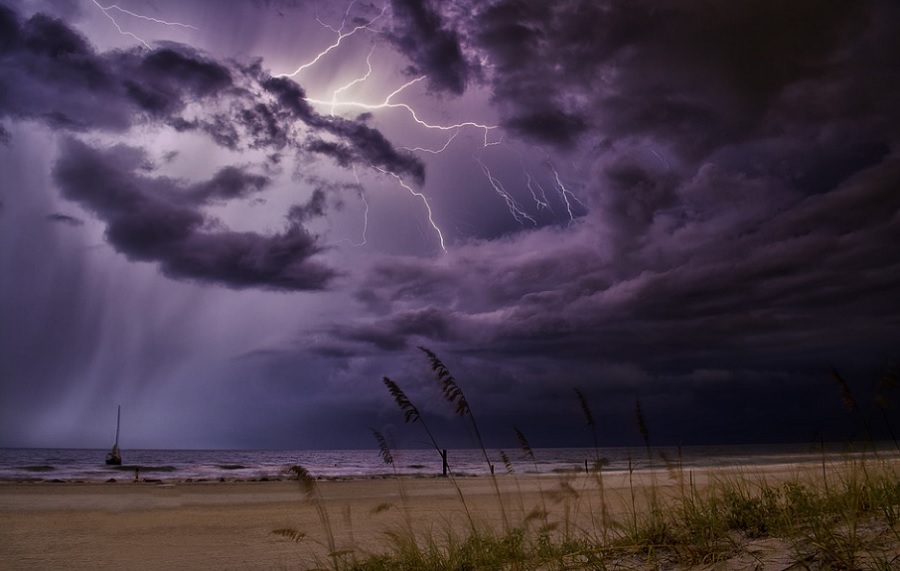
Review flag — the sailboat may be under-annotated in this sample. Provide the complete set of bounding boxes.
[105,405,122,466]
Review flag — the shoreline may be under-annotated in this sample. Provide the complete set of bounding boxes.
[4,448,896,485]
[4,443,897,484]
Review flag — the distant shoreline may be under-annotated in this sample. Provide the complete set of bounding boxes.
[2,444,898,484]
[1,455,891,484]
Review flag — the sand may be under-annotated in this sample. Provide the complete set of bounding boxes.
[0,464,872,570]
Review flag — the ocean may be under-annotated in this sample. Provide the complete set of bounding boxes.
[1,443,894,483]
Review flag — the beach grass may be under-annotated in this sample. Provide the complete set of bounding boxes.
[278,456,900,570]
[273,356,900,570]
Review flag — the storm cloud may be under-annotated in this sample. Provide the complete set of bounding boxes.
[0,6,231,131]
[470,0,894,155]
[0,3,425,290]
[52,138,335,290]
[316,0,900,442]
[1,0,898,449]
[388,0,473,95]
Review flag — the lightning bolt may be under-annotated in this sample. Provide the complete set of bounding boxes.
[305,76,500,146]
[274,1,388,78]
[353,166,369,246]
[269,1,457,251]
[335,167,371,248]
[301,28,496,146]
[273,0,541,249]
[523,168,553,213]
[548,163,585,223]
[339,166,369,247]
[475,158,537,226]
[373,167,446,252]
[326,46,376,116]
[356,190,370,246]
[649,148,670,170]
[301,60,496,248]
[402,129,461,155]
[91,1,198,49]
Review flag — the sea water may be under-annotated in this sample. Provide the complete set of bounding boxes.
[1,443,895,482]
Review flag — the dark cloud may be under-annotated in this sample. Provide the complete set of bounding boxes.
[259,75,315,121]
[324,142,900,442]
[0,6,425,182]
[502,109,587,148]
[388,0,472,95]
[369,154,900,358]
[259,68,426,181]
[306,139,355,167]
[46,212,84,226]
[330,306,456,352]
[52,138,335,291]
[287,188,327,223]
[0,8,127,130]
[236,103,289,150]
[3,0,900,449]
[249,73,429,181]
[246,70,427,181]
[315,116,426,185]
[188,166,269,204]
[0,4,16,49]
[135,47,232,98]
[472,0,890,156]
[0,9,235,132]
[0,3,428,294]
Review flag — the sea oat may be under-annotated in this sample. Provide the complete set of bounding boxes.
[371,428,394,466]
[829,365,859,412]
[419,346,470,416]
[635,399,650,446]
[575,388,595,428]
[383,377,420,423]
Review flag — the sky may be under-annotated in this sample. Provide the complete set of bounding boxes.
[1,0,899,451]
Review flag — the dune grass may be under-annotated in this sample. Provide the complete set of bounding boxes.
[279,458,900,570]
[276,356,900,570]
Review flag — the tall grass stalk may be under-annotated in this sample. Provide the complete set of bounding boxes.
[279,358,900,570]
[830,365,876,455]
[875,363,900,453]
[276,464,349,571]
[281,444,900,570]
[381,376,476,529]
[418,346,511,534]
[418,347,492,471]
[634,398,660,513]
[370,429,416,537]
[514,426,550,531]
[574,388,600,466]
[574,388,608,537]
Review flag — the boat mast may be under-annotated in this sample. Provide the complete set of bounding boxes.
[113,405,121,449]
[105,404,123,465]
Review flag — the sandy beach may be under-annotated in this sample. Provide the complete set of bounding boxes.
[1,462,895,570]
[1,476,530,570]
[7,463,900,571]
